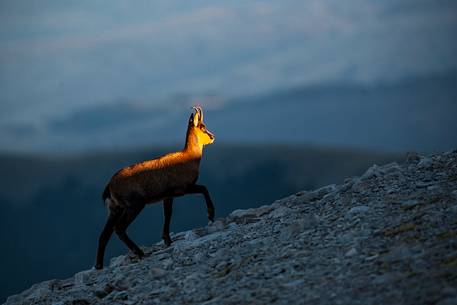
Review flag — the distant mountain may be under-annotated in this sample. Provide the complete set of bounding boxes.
[209,71,457,152]
[1,71,456,153]
[0,144,400,301]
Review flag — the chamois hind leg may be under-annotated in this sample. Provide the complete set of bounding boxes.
[162,198,173,247]
[95,210,122,269]
[187,184,215,222]
[114,204,145,258]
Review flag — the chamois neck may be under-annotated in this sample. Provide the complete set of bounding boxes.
[183,128,203,157]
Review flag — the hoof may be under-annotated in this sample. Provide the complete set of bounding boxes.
[208,210,215,222]
[136,249,145,259]
[163,238,172,247]
[163,234,172,247]
[94,264,103,270]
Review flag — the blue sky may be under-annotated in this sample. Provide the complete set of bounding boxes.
[1,0,456,134]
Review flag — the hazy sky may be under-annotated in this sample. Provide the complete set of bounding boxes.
[1,0,456,125]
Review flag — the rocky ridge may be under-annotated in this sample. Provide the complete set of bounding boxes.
[5,150,457,305]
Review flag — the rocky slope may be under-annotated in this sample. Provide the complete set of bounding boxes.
[4,151,457,305]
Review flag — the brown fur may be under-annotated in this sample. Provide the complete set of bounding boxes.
[109,151,201,205]
[95,107,215,269]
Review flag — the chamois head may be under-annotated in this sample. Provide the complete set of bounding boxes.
[188,106,215,146]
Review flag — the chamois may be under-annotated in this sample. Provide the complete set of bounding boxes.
[95,107,215,269]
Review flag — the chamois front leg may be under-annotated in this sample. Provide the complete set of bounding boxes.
[162,198,173,247]
[187,184,215,222]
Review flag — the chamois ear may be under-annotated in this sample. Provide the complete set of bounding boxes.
[193,112,199,127]
[189,112,199,127]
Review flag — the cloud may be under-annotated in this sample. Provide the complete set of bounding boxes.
[0,0,456,125]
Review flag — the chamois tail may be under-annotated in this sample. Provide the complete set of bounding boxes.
[102,184,111,205]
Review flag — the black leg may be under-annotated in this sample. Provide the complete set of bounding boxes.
[95,211,122,269]
[162,198,173,246]
[114,204,145,258]
[187,184,215,222]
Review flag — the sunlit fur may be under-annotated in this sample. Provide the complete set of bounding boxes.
[95,107,215,269]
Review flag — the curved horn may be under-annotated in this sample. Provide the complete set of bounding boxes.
[191,106,200,126]
[191,106,203,122]
[197,106,203,122]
